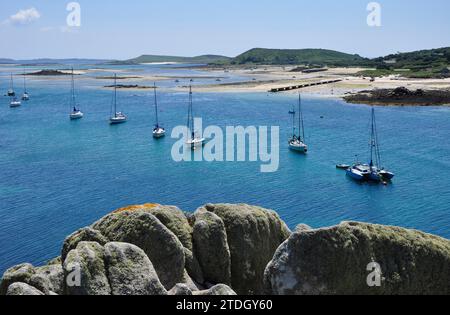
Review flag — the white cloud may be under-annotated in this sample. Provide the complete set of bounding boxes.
[4,8,41,26]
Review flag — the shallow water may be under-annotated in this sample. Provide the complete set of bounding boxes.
[1,65,449,273]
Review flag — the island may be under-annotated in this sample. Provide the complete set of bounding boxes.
[103,84,153,89]
[344,87,450,106]
[24,70,77,76]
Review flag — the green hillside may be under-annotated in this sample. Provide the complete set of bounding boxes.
[360,47,450,78]
[230,48,371,66]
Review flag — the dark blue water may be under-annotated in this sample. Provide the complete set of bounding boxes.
[1,66,450,274]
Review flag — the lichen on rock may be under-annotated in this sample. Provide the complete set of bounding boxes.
[92,210,185,290]
[264,221,450,295]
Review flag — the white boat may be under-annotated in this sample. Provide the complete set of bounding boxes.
[347,108,395,183]
[7,74,15,97]
[69,68,83,120]
[186,86,205,150]
[109,74,127,125]
[187,135,206,150]
[10,97,21,108]
[110,112,127,124]
[288,94,308,153]
[347,164,370,181]
[70,109,84,120]
[152,83,166,138]
[22,70,29,101]
[289,138,308,153]
[153,127,166,138]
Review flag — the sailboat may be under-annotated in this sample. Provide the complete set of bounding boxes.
[152,83,165,138]
[22,70,29,101]
[186,86,205,150]
[347,108,395,182]
[7,73,15,97]
[69,68,84,120]
[109,74,127,124]
[289,94,308,153]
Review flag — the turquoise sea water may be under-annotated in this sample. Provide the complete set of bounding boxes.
[1,65,450,274]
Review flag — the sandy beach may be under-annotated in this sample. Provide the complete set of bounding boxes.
[184,66,450,98]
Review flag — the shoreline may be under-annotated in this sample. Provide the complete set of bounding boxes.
[180,66,450,106]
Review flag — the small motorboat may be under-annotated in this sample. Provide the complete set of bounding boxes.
[336,164,350,170]
[10,98,21,108]
[110,112,127,124]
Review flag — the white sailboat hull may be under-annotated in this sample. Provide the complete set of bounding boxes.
[187,138,205,150]
[153,128,166,138]
[70,111,84,120]
[289,140,308,153]
[110,113,127,124]
[10,101,21,108]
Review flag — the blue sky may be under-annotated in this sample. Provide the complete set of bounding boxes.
[0,0,449,60]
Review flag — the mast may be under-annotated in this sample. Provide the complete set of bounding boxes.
[298,94,305,142]
[114,73,117,117]
[154,82,159,127]
[373,108,382,167]
[369,107,381,168]
[23,69,27,93]
[187,85,194,139]
[70,68,76,111]
[10,73,14,91]
[291,105,296,138]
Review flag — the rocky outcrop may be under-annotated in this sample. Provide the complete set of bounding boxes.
[63,241,111,295]
[144,205,194,251]
[104,242,167,295]
[184,248,204,284]
[3,203,450,296]
[204,204,291,295]
[29,264,64,295]
[92,210,185,289]
[0,263,64,296]
[192,208,231,285]
[193,284,237,296]
[168,284,193,296]
[61,227,109,262]
[0,263,36,295]
[6,283,45,296]
[264,222,450,295]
